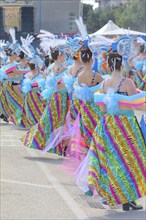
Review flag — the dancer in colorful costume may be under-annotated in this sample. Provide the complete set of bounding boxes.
[0,29,33,124]
[19,56,45,128]
[21,31,72,155]
[75,48,146,210]
[41,17,106,156]
[127,37,146,91]
[0,48,26,124]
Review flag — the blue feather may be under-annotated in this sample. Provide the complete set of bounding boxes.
[103,88,119,114]
[135,61,143,71]
[0,69,7,82]
[142,62,146,73]
[92,57,98,72]
[62,74,75,94]
[41,73,58,100]
[38,78,46,91]
[74,83,94,103]
[45,73,58,89]
[21,78,32,94]
[41,87,54,100]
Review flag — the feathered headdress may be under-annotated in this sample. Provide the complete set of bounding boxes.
[8,28,20,54]
[65,34,82,58]
[0,40,7,48]
[0,40,7,60]
[19,34,43,68]
[19,34,35,58]
[38,30,67,54]
[75,17,88,45]
[9,28,16,44]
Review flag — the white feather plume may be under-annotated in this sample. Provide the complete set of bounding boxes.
[36,47,42,55]
[9,28,16,44]
[37,30,55,39]
[0,50,6,59]
[20,36,26,47]
[0,40,6,47]
[38,29,67,54]
[20,35,34,48]
[75,17,88,40]
[40,38,66,53]
[19,45,33,58]
[25,34,35,45]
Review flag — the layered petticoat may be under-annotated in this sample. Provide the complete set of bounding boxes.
[75,110,146,206]
[0,82,11,118]
[21,90,69,155]
[19,89,46,128]
[68,99,104,156]
[0,81,23,124]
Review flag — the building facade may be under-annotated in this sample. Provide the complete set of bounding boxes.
[34,0,82,34]
[0,0,82,34]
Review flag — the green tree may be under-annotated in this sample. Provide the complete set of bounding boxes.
[83,0,146,34]
[116,0,146,32]
[83,4,93,23]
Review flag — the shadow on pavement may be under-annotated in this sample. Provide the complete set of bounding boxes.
[0,122,13,126]
[89,210,146,220]
[13,127,30,131]
[24,156,64,164]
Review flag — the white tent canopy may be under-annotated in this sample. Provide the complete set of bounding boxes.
[89,35,114,46]
[103,28,146,36]
[91,20,120,36]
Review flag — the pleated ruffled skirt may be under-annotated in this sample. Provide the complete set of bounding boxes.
[0,81,23,124]
[87,111,146,206]
[19,90,46,128]
[69,99,104,156]
[21,91,69,155]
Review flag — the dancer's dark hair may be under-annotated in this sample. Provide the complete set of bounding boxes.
[108,52,122,71]
[140,45,144,53]
[50,47,59,60]
[19,51,25,59]
[80,46,92,63]
[5,48,13,56]
[29,63,36,70]
[44,55,50,67]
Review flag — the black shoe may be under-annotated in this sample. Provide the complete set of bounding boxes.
[123,201,143,211]
[3,115,9,123]
[0,114,5,119]
[63,146,68,157]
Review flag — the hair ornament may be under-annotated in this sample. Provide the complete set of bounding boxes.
[66,35,82,58]
[117,36,131,56]
[82,53,89,59]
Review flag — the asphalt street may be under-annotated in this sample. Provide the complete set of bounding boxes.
[0,110,145,220]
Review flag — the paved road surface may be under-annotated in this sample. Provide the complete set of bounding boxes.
[0,110,145,220]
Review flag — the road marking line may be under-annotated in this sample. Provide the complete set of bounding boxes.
[1,179,53,189]
[26,149,88,220]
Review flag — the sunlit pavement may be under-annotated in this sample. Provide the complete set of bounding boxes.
[0,110,145,220]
